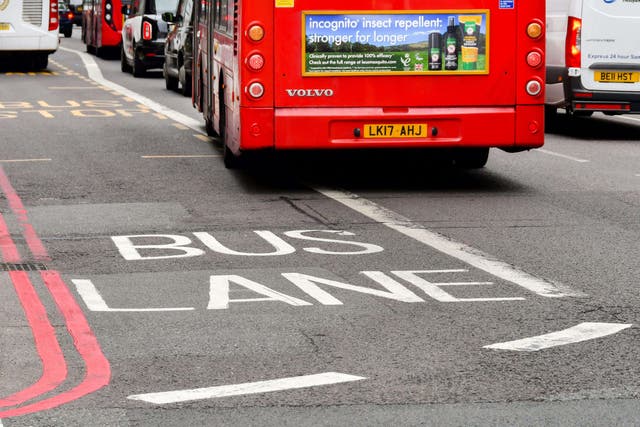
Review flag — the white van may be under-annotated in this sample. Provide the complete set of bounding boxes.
[546,0,640,117]
[0,0,59,69]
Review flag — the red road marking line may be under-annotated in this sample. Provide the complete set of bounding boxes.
[0,208,21,263]
[0,213,67,408]
[0,271,67,408]
[0,166,110,418]
[0,168,50,262]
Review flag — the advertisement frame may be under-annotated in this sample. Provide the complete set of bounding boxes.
[302,9,491,77]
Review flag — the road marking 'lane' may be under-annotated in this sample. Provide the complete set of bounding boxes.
[127,372,366,404]
[484,322,632,351]
[313,187,585,298]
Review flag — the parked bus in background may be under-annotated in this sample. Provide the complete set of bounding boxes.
[81,0,126,55]
[193,1,546,168]
[0,0,59,69]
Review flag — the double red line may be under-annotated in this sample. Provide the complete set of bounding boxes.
[0,166,110,418]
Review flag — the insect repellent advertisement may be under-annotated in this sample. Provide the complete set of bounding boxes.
[303,11,489,76]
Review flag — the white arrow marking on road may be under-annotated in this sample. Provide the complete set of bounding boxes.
[127,372,366,405]
[484,322,632,352]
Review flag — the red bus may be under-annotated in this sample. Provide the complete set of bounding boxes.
[193,1,546,168]
[82,0,127,54]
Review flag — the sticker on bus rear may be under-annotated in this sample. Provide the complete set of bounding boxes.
[275,0,293,7]
[499,0,514,9]
[303,11,489,76]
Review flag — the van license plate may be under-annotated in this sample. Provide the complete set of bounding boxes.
[594,71,639,83]
[0,23,10,31]
[364,124,428,139]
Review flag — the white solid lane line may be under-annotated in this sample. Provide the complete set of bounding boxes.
[314,187,585,298]
[59,46,203,133]
[536,149,590,163]
[127,372,366,405]
[484,322,632,352]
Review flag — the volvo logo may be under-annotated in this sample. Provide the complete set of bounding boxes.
[286,89,334,97]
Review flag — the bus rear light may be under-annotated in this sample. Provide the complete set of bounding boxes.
[48,0,58,31]
[143,21,153,40]
[525,79,542,96]
[565,17,582,68]
[247,25,265,42]
[247,82,265,99]
[526,21,543,39]
[105,13,112,21]
[247,53,265,71]
[526,50,543,68]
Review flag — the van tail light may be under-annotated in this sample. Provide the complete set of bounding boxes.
[142,21,153,40]
[565,16,582,68]
[48,0,58,30]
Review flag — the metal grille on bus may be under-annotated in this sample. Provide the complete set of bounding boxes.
[22,0,43,26]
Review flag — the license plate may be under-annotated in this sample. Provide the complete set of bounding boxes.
[0,23,10,31]
[594,71,639,83]
[364,123,428,139]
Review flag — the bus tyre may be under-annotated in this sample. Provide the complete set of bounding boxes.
[179,65,191,97]
[453,148,489,169]
[120,47,132,73]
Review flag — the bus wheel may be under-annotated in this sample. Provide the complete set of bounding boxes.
[179,65,191,97]
[223,141,242,169]
[453,148,489,169]
[120,47,132,73]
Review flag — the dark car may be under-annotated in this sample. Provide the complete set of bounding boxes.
[59,3,75,37]
[69,3,83,26]
[161,0,193,96]
[120,0,179,77]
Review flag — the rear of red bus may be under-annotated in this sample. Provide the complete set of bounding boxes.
[83,0,125,49]
[231,0,545,162]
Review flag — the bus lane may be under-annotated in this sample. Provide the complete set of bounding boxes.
[2,47,637,424]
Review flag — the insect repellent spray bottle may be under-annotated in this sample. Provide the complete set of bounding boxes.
[459,15,482,70]
[428,32,443,71]
[444,16,459,70]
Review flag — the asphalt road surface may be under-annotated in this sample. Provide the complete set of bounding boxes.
[0,30,639,426]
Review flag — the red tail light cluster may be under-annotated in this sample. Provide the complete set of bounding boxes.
[524,20,544,97]
[48,0,58,31]
[565,17,582,68]
[244,24,265,99]
[142,21,153,40]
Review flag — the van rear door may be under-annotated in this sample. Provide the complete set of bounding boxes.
[580,0,640,93]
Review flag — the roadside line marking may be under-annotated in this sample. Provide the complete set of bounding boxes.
[127,372,366,404]
[141,155,221,159]
[59,46,204,133]
[484,322,632,352]
[194,134,212,142]
[172,123,188,130]
[72,279,195,312]
[0,158,52,163]
[536,149,590,163]
[313,187,585,298]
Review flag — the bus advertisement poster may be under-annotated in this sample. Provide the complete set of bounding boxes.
[303,11,489,76]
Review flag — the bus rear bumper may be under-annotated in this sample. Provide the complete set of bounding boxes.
[240,106,544,151]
